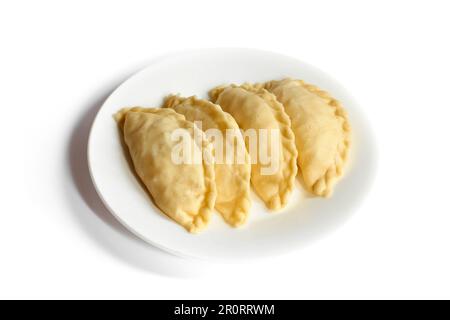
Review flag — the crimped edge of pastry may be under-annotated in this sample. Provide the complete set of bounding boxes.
[240,84,299,209]
[264,79,352,197]
[192,131,217,233]
[209,85,298,210]
[114,107,217,233]
[163,95,251,227]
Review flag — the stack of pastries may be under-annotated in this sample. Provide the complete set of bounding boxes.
[115,79,351,233]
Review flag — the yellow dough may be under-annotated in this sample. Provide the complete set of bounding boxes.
[114,107,178,130]
[164,95,251,227]
[262,79,351,197]
[116,108,217,233]
[209,85,298,210]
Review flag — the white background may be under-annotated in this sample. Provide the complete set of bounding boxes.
[1,0,449,299]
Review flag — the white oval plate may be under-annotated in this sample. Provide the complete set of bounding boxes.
[88,48,376,261]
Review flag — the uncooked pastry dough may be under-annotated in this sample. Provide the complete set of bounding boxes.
[209,85,297,210]
[116,107,217,233]
[261,78,351,197]
[164,95,251,227]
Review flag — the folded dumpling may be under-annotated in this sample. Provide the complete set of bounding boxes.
[163,95,251,227]
[262,79,351,197]
[116,108,217,233]
[209,85,298,210]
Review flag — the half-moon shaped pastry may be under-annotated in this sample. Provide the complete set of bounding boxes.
[164,95,251,227]
[209,85,297,210]
[262,79,351,197]
[116,108,217,233]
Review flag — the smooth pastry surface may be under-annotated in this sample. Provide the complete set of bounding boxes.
[117,108,216,233]
[209,84,298,210]
[262,79,351,196]
[164,95,251,227]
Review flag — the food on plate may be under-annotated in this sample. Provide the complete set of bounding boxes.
[113,76,352,233]
[163,95,251,227]
[261,78,351,196]
[209,84,298,210]
[116,107,216,233]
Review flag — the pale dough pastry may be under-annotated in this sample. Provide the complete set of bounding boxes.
[209,85,298,210]
[164,95,251,227]
[116,107,217,233]
[262,78,351,197]
[114,107,179,131]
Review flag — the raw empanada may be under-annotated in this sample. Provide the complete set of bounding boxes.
[163,95,251,227]
[209,85,298,210]
[116,107,217,233]
[262,78,351,197]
